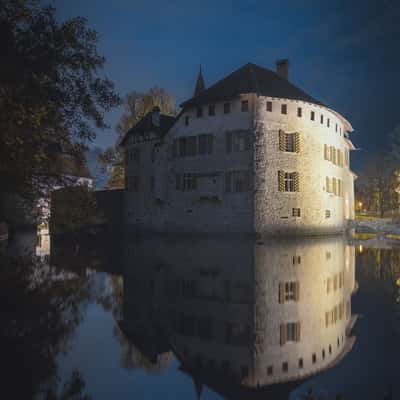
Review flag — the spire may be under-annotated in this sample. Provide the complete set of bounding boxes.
[194,65,205,97]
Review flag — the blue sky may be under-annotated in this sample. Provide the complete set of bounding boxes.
[52,0,400,169]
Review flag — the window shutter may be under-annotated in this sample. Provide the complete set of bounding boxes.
[326,177,330,192]
[278,283,285,304]
[225,172,232,192]
[295,282,300,302]
[294,132,300,153]
[332,178,337,195]
[324,144,328,160]
[295,322,301,342]
[280,323,286,346]
[294,172,300,192]
[279,129,285,151]
[226,131,232,153]
[278,171,285,192]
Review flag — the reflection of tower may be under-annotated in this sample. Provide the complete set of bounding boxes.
[121,235,357,399]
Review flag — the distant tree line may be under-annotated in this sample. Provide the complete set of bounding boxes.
[355,126,400,217]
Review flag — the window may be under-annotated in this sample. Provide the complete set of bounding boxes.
[225,170,250,192]
[335,123,338,132]
[325,210,331,218]
[241,100,249,112]
[312,353,317,364]
[196,106,203,118]
[333,274,338,291]
[345,149,349,166]
[225,321,249,346]
[293,255,301,265]
[292,208,301,217]
[311,111,315,121]
[266,101,272,112]
[322,349,325,359]
[332,177,337,195]
[197,317,213,340]
[280,322,301,345]
[279,281,300,303]
[185,115,189,126]
[208,104,215,116]
[186,136,197,156]
[241,365,249,378]
[278,171,299,192]
[297,107,302,117]
[267,366,273,376]
[327,118,330,127]
[176,173,197,191]
[226,130,250,152]
[320,115,324,124]
[326,176,330,193]
[299,358,304,368]
[179,137,187,157]
[128,148,140,162]
[282,362,288,372]
[198,134,213,155]
[281,104,287,114]
[329,345,332,354]
[279,130,300,152]
[224,102,231,114]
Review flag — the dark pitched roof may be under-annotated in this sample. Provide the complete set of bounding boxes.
[120,111,176,146]
[180,62,324,108]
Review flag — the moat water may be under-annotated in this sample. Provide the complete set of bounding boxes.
[1,229,399,399]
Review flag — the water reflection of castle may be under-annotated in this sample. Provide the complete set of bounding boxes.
[120,236,358,399]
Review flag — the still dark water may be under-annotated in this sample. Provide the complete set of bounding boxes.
[2,230,400,399]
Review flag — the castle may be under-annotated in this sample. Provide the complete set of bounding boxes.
[120,60,356,235]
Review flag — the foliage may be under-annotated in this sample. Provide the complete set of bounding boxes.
[99,87,176,188]
[0,0,120,205]
[116,87,176,137]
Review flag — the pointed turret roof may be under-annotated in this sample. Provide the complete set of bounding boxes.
[194,65,205,97]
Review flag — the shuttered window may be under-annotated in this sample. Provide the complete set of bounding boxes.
[326,177,330,193]
[279,130,300,152]
[279,282,300,303]
[280,322,301,345]
[266,101,272,111]
[332,178,337,195]
[278,171,299,192]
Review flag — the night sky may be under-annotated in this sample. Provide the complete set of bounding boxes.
[53,0,400,171]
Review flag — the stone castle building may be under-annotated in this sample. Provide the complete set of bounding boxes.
[121,60,356,234]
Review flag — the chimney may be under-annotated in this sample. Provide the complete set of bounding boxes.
[152,106,160,127]
[276,59,289,80]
